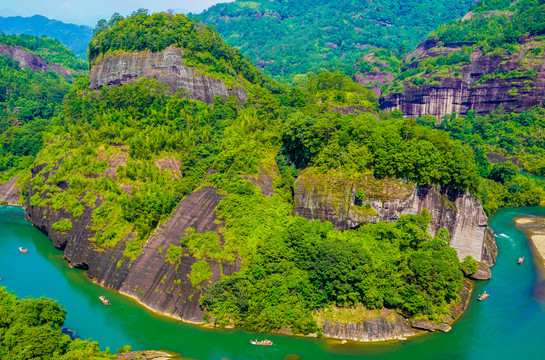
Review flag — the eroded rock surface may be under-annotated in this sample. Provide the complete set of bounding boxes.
[0,176,21,205]
[293,170,496,266]
[380,37,545,118]
[26,159,236,322]
[89,46,247,105]
[0,44,74,79]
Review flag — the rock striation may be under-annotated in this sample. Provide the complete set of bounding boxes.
[0,44,74,79]
[89,46,247,105]
[26,161,237,322]
[0,176,21,205]
[293,170,496,272]
[379,37,545,118]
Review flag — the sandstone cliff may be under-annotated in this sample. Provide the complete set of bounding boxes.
[316,278,473,341]
[0,176,21,205]
[379,37,545,118]
[293,170,496,276]
[26,160,237,322]
[0,44,74,80]
[89,46,247,105]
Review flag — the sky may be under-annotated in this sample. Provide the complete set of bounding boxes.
[0,0,233,27]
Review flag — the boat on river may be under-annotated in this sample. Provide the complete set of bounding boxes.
[477,292,490,301]
[250,339,273,346]
[99,296,111,306]
[18,247,28,254]
[518,257,525,264]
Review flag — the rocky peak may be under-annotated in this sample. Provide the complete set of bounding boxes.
[88,46,247,105]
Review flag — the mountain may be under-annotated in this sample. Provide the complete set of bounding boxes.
[0,15,92,58]
[2,0,545,346]
[371,0,545,118]
[196,0,476,81]
[2,10,498,340]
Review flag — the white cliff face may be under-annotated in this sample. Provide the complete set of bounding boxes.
[293,171,496,271]
[89,46,247,105]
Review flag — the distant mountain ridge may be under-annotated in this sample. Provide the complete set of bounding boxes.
[196,0,476,81]
[0,15,92,57]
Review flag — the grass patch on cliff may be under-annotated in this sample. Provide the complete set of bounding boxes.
[189,260,213,288]
[52,219,73,231]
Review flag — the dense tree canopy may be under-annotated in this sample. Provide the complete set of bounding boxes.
[0,287,113,359]
[196,0,476,81]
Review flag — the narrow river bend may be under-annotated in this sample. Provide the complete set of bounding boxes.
[1,206,545,360]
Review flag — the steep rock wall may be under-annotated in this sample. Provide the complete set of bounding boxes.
[380,38,545,118]
[89,46,247,105]
[26,161,236,322]
[0,176,21,205]
[293,171,496,270]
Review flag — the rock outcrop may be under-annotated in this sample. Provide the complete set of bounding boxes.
[0,44,74,79]
[316,278,473,341]
[0,176,21,205]
[293,170,496,269]
[89,46,247,105]
[379,37,545,118]
[26,161,237,322]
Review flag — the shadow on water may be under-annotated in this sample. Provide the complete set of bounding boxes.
[2,205,545,360]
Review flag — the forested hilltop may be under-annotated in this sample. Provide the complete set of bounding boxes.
[195,0,475,81]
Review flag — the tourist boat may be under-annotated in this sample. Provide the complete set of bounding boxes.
[99,296,111,306]
[518,257,525,264]
[18,247,28,254]
[250,339,273,346]
[477,292,490,301]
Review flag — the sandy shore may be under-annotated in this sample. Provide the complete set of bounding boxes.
[514,216,545,261]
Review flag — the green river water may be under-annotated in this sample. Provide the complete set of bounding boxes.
[1,205,545,360]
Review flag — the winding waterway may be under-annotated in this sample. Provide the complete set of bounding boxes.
[2,205,545,359]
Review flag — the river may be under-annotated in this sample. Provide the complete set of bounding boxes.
[1,205,545,360]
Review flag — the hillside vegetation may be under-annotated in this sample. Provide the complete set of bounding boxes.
[0,33,86,183]
[379,0,545,96]
[196,0,475,81]
[0,287,114,359]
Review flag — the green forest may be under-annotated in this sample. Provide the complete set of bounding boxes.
[0,0,544,347]
[0,287,114,359]
[378,0,545,96]
[195,0,476,81]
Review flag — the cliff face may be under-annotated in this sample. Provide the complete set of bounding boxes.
[316,278,473,341]
[26,162,237,322]
[89,46,247,105]
[0,176,21,205]
[379,37,545,118]
[0,44,74,79]
[293,170,496,271]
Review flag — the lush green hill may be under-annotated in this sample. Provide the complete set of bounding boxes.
[0,15,92,58]
[0,33,86,182]
[195,0,476,81]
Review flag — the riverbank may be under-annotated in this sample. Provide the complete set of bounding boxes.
[3,205,545,360]
[514,216,545,262]
[1,203,477,344]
